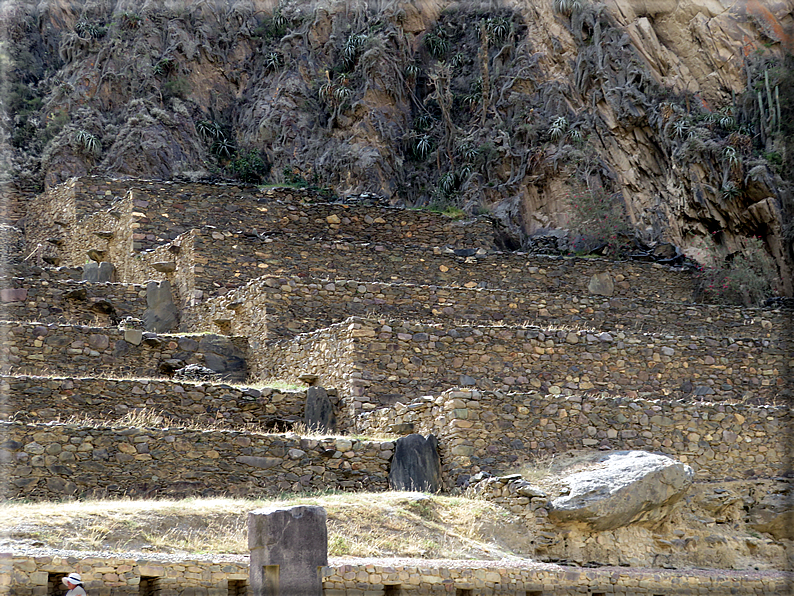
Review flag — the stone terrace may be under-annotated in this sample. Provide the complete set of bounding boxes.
[358,388,791,482]
[0,322,248,382]
[255,316,788,411]
[1,375,326,429]
[25,176,493,271]
[183,273,789,340]
[3,176,793,594]
[1,420,393,500]
[0,279,149,326]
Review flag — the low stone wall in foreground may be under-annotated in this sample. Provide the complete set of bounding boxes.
[5,553,791,596]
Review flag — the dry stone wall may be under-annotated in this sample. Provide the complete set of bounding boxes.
[6,553,791,596]
[184,274,791,341]
[0,280,149,326]
[321,560,790,595]
[0,322,248,382]
[1,421,393,500]
[1,375,323,429]
[123,183,494,251]
[256,317,789,411]
[7,553,249,596]
[169,233,697,300]
[26,176,494,268]
[0,223,24,274]
[21,177,700,302]
[358,388,792,483]
[4,264,83,282]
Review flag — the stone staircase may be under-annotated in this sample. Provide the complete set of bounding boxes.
[1,176,791,505]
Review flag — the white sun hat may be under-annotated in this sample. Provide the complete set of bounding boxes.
[62,573,82,586]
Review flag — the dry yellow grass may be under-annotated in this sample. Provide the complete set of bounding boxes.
[0,492,533,559]
[511,449,608,493]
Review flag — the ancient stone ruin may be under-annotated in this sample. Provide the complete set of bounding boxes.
[2,176,792,594]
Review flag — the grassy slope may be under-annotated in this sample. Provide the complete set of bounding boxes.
[0,491,532,560]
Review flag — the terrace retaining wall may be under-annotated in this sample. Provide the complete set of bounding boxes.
[1,421,393,500]
[256,318,789,410]
[357,388,792,482]
[183,275,791,341]
[0,280,149,326]
[5,553,791,596]
[0,375,324,429]
[0,323,249,382]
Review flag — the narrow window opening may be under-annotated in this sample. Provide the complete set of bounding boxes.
[228,580,247,596]
[263,565,279,596]
[592,592,606,596]
[139,576,160,596]
[456,590,473,596]
[48,573,67,596]
[383,585,402,596]
[527,591,544,596]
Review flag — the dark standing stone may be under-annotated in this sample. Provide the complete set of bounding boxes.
[304,387,336,432]
[389,434,442,493]
[142,279,178,332]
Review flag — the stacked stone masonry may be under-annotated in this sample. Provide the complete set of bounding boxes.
[0,322,248,382]
[0,279,149,326]
[184,274,791,341]
[1,421,393,500]
[357,388,791,482]
[256,317,789,409]
[1,375,326,429]
[26,176,493,267]
[147,232,700,306]
[5,176,794,595]
[6,554,791,596]
[6,554,249,596]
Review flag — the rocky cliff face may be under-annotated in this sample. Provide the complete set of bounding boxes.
[2,0,793,293]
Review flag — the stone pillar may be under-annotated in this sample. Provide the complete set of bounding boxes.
[248,506,327,596]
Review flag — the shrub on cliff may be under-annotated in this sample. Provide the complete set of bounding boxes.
[567,186,632,257]
[695,237,781,306]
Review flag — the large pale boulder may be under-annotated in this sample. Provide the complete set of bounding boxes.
[548,451,693,531]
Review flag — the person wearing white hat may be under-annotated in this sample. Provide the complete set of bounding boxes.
[62,573,86,596]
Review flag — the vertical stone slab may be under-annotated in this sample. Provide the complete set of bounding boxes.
[388,433,442,493]
[248,505,327,596]
[304,387,336,433]
[143,279,178,332]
